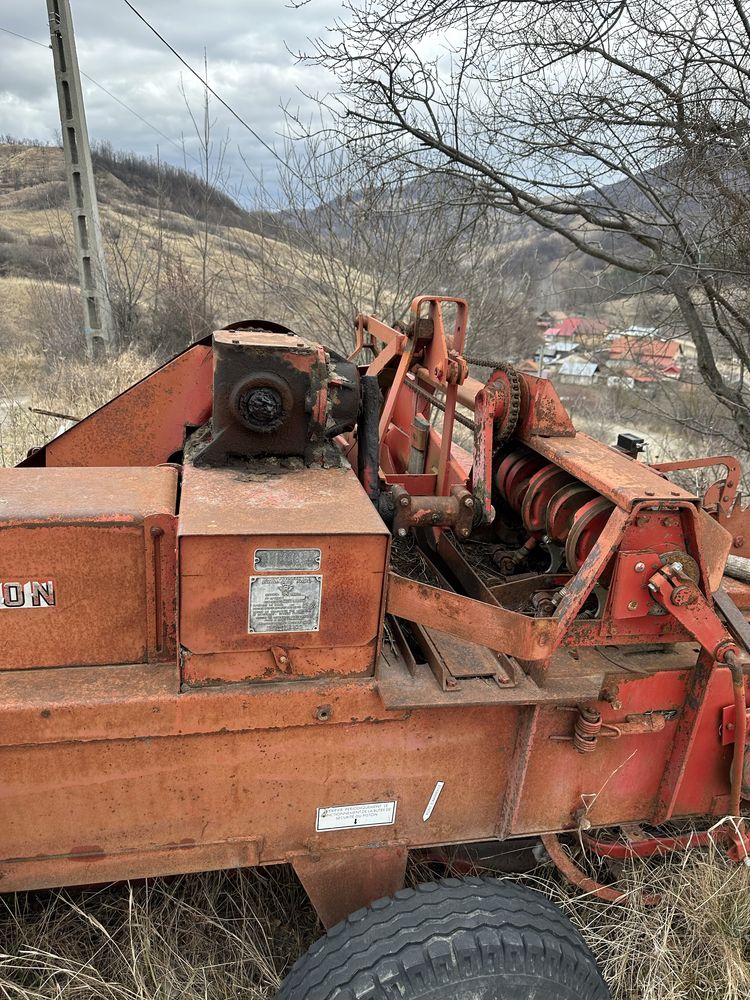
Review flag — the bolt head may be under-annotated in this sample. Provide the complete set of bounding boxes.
[464,496,474,507]
[634,561,646,573]
[672,561,684,573]
[628,600,639,611]
[399,495,410,507]
[397,527,407,537]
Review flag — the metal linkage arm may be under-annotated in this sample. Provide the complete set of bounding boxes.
[647,562,740,664]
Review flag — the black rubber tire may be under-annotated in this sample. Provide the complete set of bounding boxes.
[277,876,610,1000]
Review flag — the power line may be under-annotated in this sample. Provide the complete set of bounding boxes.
[120,0,280,165]
[0,23,199,163]
[0,25,47,47]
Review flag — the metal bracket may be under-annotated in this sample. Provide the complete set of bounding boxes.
[648,562,739,663]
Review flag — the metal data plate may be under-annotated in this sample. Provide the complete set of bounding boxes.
[254,548,321,572]
[248,574,322,633]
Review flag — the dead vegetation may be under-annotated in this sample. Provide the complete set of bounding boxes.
[0,847,748,1000]
[0,349,154,466]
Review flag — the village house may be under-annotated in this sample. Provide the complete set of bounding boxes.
[603,334,684,382]
[558,354,600,385]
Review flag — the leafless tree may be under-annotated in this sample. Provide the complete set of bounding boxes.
[307,0,750,449]
[234,133,537,356]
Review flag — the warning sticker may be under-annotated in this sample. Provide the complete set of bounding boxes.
[248,574,322,633]
[254,548,321,572]
[316,800,397,832]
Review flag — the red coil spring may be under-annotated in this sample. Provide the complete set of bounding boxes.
[574,707,602,753]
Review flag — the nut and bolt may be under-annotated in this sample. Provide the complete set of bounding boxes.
[634,561,646,573]
[464,496,474,508]
[399,495,410,507]
[672,561,684,573]
[628,600,639,611]
[397,527,408,537]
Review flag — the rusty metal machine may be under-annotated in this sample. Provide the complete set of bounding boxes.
[3,298,750,998]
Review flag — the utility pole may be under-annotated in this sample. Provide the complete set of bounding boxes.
[46,0,113,356]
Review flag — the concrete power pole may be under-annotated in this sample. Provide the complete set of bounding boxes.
[46,0,114,355]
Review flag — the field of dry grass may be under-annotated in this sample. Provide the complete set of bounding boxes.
[1,847,749,1000]
[0,349,155,466]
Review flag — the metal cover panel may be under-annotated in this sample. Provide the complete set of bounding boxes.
[178,464,388,657]
[0,466,178,521]
[178,464,389,537]
[22,344,212,468]
[0,467,177,670]
[527,432,697,510]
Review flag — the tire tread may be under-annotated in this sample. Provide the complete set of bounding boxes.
[277,876,609,1000]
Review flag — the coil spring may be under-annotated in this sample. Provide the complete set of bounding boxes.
[574,707,602,753]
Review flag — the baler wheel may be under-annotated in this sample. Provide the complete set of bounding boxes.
[276,876,609,999]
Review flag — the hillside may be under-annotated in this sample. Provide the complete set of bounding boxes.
[0,140,383,366]
[0,140,642,370]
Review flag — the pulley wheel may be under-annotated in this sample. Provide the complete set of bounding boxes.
[494,449,528,500]
[546,482,598,542]
[504,454,547,512]
[520,464,575,537]
[565,496,616,572]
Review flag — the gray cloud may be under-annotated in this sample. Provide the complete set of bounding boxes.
[0,1,341,197]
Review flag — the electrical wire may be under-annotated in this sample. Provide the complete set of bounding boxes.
[0,23,199,163]
[120,0,280,165]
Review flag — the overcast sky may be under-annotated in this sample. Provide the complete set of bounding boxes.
[0,0,341,200]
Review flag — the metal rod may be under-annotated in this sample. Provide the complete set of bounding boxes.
[404,380,474,430]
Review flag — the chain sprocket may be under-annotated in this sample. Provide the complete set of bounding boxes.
[483,361,522,452]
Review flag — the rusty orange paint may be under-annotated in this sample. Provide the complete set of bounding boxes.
[21,342,213,468]
[0,466,177,670]
[3,312,750,923]
[178,464,389,678]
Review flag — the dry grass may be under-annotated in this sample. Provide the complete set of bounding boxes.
[0,351,155,467]
[0,848,748,1000]
[0,868,317,1000]
[549,843,750,999]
